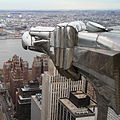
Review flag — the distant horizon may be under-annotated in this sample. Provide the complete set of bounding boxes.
[0,8,120,12]
[0,0,119,11]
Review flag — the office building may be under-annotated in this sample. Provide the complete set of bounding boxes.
[3,55,29,92]
[32,55,48,84]
[10,55,24,104]
[2,60,12,89]
[32,56,42,80]
[58,91,97,120]
[31,94,42,120]
[16,80,41,120]
[41,58,82,120]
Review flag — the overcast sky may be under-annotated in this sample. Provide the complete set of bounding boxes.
[0,0,119,10]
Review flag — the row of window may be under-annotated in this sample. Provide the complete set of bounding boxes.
[58,102,76,120]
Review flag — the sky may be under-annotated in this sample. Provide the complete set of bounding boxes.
[0,0,119,10]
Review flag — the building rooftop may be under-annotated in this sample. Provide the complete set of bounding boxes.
[18,95,31,104]
[59,98,96,118]
[19,95,31,100]
[21,87,40,92]
[31,95,42,109]
[20,81,41,92]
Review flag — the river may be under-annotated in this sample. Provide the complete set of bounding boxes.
[0,39,42,68]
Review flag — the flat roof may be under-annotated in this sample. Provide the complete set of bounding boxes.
[19,95,31,100]
[21,87,40,92]
[59,98,96,118]
[31,96,42,109]
[18,99,30,105]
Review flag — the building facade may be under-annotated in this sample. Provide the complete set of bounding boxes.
[32,56,42,80]
[31,95,42,120]
[16,80,41,120]
[2,55,30,104]
[32,55,48,84]
[2,61,12,89]
[10,55,24,104]
[41,57,82,120]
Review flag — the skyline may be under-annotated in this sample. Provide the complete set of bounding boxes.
[0,0,120,10]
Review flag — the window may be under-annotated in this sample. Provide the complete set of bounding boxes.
[64,108,67,120]
[58,102,60,120]
[67,112,70,120]
[61,105,63,120]
[71,115,75,120]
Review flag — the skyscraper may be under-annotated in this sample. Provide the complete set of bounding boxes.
[32,56,42,80]
[3,55,29,105]
[32,55,48,84]
[41,59,82,120]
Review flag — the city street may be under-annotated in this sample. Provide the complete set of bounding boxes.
[0,95,14,120]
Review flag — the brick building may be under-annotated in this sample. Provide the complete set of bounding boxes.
[2,60,12,89]
[10,55,26,104]
[3,55,29,104]
[32,55,48,84]
[32,56,42,80]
